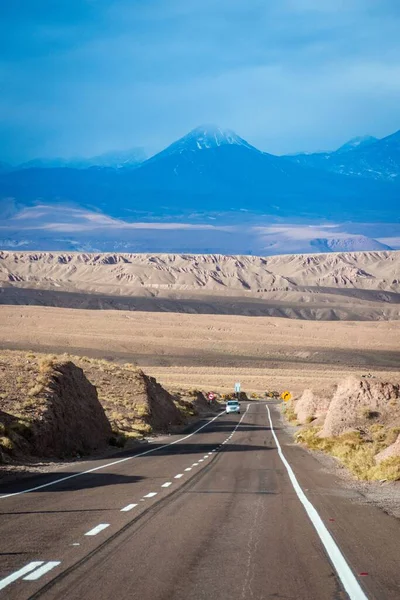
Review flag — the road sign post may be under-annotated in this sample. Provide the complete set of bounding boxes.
[234,382,241,398]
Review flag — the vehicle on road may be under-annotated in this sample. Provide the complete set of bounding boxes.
[225,400,240,414]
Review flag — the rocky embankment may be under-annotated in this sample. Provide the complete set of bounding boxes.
[0,350,217,469]
[287,376,400,480]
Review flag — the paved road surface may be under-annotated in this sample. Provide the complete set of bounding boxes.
[0,402,399,599]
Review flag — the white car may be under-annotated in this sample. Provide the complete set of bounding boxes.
[225,400,240,414]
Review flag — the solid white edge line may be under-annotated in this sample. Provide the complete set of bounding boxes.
[23,561,61,581]
[266,405,367,600]
[120,503,138,512]
[0,562,44,591]
[85,523,110,536]
[0,412,223,499]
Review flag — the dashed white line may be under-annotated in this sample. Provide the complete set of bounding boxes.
[174,474,183,479]
[23,561,61,581]
[192,463,199,466]
[198,459,204,462]
[161,482,172,487]
[0,562,44,591]
[0,412,223,499]
[266,405,367,600]
[184,468,192,472]
[120,503,138,512]
[143,492,158,498]
[85,523,110,536]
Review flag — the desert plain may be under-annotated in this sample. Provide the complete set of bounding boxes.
[0,249,399,395]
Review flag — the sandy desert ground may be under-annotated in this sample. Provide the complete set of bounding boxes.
[0,305,399,395]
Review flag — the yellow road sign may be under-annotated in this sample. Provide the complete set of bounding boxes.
[281,391,292,402]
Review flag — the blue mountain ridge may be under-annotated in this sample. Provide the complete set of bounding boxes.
[0,125,399,222]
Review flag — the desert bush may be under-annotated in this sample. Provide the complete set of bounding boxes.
[0,422,5,435]
[38,357,55,373]
[0,436,14,451]
[27,384,44,397]
[282,402,298,425]
[296,426,400,481]
[135,405,149,418]
[368,457,400,481]
[133,422,153,435]
[305,416,315,424]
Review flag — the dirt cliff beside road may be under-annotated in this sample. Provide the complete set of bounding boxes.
[0,355,112,461]
[0,350,218,472]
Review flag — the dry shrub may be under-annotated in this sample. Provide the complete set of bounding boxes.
[0,436,14,451]
[135,404,149,418]
[27,384,44,397]
[39,357,55,373]
[296,426,400,481]
[283,402,299,425]
[133,422,152,435]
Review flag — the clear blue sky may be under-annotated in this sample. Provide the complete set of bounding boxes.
[1,0,400,162]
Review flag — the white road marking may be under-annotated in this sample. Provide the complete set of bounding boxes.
[23,561,61,581]
[72,543,80,546]
[0,562,44,591]
[198,459,204,462]
[0,413,223,499]
[192,463,199,467]
[174,474,183,479]
[266,405,368,600]
[184,468,192,472]
[120,503,138,512]
[161,482,172,487]
[143,492,158,498]
[85,523,110,536]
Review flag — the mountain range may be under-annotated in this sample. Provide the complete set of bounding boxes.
[0,125,399,255]
[286,130,400,181]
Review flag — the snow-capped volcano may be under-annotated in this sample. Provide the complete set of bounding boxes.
[148,124,259,161]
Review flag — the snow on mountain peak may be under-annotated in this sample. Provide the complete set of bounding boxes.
[336,135,378,153]
[154,125,258,159]
[187,125,250,149]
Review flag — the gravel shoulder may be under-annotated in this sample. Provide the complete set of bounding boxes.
[277,405,400,519]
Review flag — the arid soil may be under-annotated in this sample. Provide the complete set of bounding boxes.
[0,349,220,481]
[1,250,399,320]
[0,305,399,395]
[0,354,112,461]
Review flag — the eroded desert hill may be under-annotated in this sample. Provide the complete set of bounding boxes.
[0,250,399,320]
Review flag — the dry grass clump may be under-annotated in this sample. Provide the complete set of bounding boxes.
[296,426,400,481]
[27,383,45,397]
[282,402,299,426]
[0,436,14,451]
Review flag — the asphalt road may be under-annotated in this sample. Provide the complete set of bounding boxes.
[0,402,399,600]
